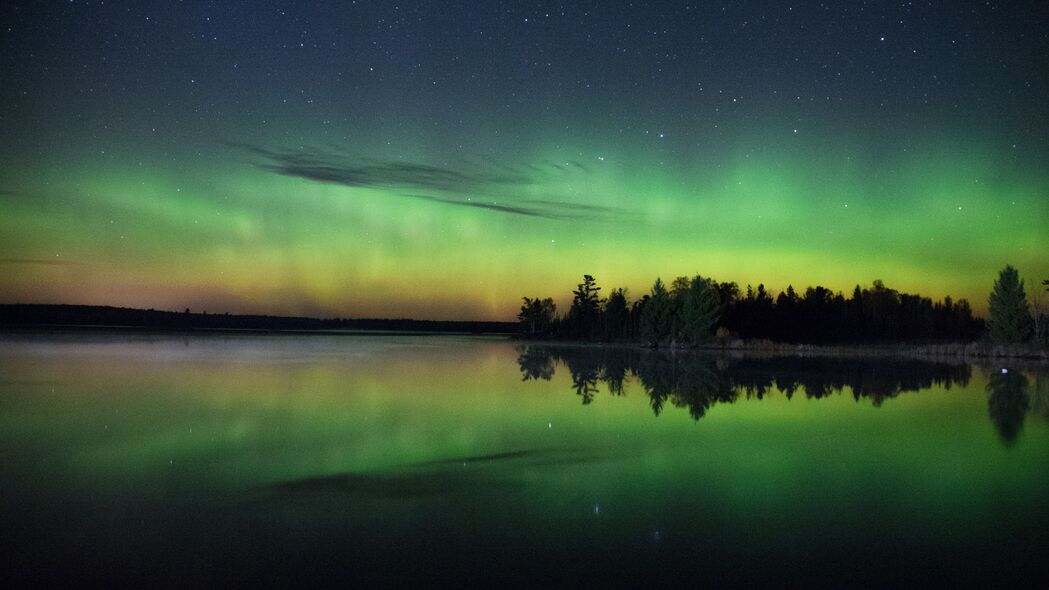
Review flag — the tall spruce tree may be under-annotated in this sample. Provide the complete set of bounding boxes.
[987,265,1033,344]
[640,278,672,346]
[603,288,630,340]
[680,276,720,345]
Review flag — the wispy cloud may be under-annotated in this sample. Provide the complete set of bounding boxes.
[401,194,552,218]
[225,141,626,221]
[225,141,532,192]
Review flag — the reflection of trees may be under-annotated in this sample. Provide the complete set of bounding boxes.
[635,353,736,420]
[517,346,555,381]
[602,352,630,397]
[566,353,601,405]
[560,347,637,404]
[987,370,1030,446]
[516,345,975,423]
[729,357,972,407]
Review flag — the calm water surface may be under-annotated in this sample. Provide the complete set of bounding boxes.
[2,333,1048,587]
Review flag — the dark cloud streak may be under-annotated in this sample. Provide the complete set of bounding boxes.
[225,141,626,221]
[400,194,551,218]
[225,141,531,192]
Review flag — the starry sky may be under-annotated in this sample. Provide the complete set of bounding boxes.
[1,1,1046,320]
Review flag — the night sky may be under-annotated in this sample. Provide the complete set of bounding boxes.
[1,1,1046,320]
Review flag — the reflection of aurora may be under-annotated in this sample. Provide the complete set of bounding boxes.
[517,345,972,417]
[519,345,1049,443]
[4,335,1049,587]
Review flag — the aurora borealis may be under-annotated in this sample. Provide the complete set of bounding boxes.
[1,1,1046,320]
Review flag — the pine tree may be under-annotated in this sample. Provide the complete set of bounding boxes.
[569,274,602,338]
[680,276,719,345]
[640,278,672,346]
[603,288,630,340]
[987,265,1033,344]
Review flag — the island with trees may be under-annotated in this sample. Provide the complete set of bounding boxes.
[518,266,1049,357]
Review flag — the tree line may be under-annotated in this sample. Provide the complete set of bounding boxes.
[519,266,1049,346]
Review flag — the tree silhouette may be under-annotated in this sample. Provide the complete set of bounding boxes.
[603,288,630,340]
[864,280,900,340]
[569,274,603,338]
[518,297,556,336]
[1032,279,1049,347]
[517,275,982,343]
[680,275,719,345]
[987,265,1033,344]
[639,278,673,346]
[774,285,800,341]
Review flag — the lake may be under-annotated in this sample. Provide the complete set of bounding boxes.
[2,333,1048,587]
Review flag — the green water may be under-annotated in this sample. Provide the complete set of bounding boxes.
[2,333,1047,586]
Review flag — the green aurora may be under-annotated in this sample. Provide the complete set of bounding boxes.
[1,2,1046,320]
[2,133,1044,320]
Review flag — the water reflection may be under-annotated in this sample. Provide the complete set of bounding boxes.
[518,344,1049,444]
[2,335,1048,586]
[527,343,955,405]
[987,369,1029,445]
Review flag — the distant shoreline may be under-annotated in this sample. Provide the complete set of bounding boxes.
[0,324,508,338]
[0,304,517,335]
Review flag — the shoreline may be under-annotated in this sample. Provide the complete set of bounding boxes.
[0,324,514,337]
[0,304,517,335]
[2,323,1045,363]
[511,337,1049,363]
